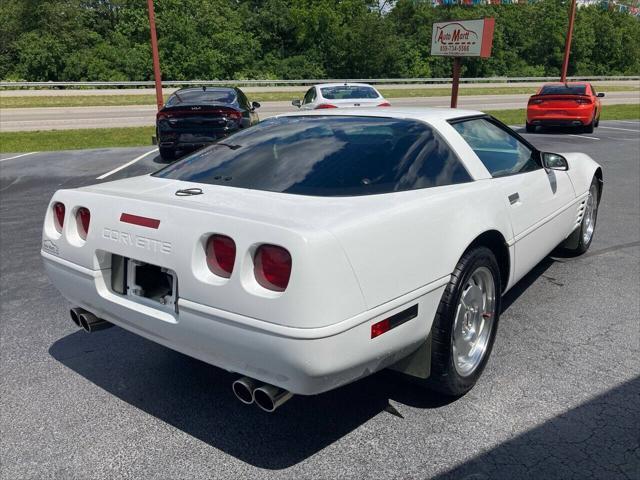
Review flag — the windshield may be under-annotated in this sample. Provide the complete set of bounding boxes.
[320,86,380,100]
[167,89,237,105]
[539,85,587,95]
[154,116,471,196]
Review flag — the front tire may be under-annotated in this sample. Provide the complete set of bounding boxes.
[426,247,501,397]
[561,176,600,255]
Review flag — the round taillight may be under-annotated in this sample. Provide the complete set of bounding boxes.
[53,202,65,233]
[254,245,292,292]
[76,207,90,240]
[206,234,236,278]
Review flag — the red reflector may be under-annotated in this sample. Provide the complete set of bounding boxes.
[254,245,292,292]
[378,101,392,107]
[316,104,337,109]
[529,99,543,105]
[53,202,65,232]
[371,319,390,339]
[120,213,160,229]
[206,234,236,278]
[76,207,90,240]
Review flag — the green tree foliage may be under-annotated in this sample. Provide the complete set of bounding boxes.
[1,0,638,81]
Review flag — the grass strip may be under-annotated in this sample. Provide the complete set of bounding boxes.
[1,104,637,153]
[1,85,637,108]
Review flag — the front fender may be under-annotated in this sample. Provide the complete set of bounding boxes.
[561,152,602,197]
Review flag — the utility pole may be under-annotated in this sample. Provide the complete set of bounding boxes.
[560,0,577,83]
[147,0,163,111]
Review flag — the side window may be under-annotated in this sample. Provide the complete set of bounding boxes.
[452,118,540,177]
[303,88,316,105]
[236,90,250,109]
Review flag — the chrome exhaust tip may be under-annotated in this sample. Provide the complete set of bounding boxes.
[70,308,84,327]
[232,377,258,405]
[253,384,293,413]
[78,311,112,333]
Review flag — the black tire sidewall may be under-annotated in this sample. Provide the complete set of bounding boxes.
[428,246,502,397]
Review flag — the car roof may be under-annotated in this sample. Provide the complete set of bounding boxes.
[173,86,237,94]
[276,107,483,122]
[541,82,587,86]
[314,83,379,89]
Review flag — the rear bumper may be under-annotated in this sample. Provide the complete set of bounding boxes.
[527,107,594,126]
[43,251,445,395]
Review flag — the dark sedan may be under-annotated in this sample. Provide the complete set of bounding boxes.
[156,86,260,161]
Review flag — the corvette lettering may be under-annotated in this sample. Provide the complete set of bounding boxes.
[102,227,172,254]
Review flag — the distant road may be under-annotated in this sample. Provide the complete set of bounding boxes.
[1,91,638,132]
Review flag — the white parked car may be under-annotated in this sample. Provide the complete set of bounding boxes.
[42,108,602,412]
[292,82,390,110]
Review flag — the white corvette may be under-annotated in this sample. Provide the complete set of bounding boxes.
[42,108,602,412]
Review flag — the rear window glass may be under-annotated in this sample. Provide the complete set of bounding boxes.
[154,116,472,196]
[539,85,586,95]
[320,86,380,100]
[167,89,237,105]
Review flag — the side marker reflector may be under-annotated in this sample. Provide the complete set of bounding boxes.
[371,304,419,339]
[120,213,160,229]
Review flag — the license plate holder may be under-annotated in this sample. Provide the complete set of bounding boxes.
[121,258,178,311]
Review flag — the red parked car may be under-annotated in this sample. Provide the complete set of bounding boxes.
[526,82,604,133]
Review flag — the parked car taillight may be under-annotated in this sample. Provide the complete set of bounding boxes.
[378,101,392,107]
[53,202,65,233]
[254,245,292,292]
[225,110,243,122]
[316,104,337,109]
[528,98,543,105]
[76,207,91,240]
[576,98,592,105]
[206,234,236,278]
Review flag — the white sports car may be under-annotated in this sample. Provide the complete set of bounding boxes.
[42,108,602,412]
[292,82,390,110]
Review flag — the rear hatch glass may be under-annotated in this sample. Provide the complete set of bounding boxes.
[153,116,471,196]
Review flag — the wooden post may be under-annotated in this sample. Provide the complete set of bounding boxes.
[451,57,462,108]
[561,0,577,83]
[147,0,163,111]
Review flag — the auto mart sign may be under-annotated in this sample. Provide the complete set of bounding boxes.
[431,18,495,57]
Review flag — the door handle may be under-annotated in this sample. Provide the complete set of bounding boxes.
[508,193,520,205]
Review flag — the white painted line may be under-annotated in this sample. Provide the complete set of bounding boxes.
[96,148,158,180]
[0,151,38,163]
[568,134,600,140]
[613,120,640,124]
[598,126,640,132]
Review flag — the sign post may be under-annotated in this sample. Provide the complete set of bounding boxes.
[431,18,495,108]
[560,0,577,82]
[147,0,163,112]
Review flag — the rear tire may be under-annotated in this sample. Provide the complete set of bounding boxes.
[583,119,595,134]
[595,115,600,128]
[159,146,176,161]
[425,247,501,397]
[560,176,600,255]
[525,122,535,133]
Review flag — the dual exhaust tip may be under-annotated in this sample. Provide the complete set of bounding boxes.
[70,308,113,333]
[232,376,293,413]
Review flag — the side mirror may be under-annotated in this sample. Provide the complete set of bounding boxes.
[251,101,261,109]
[291,99,302,108]
[542,152,569,171]
[597,92,605,98]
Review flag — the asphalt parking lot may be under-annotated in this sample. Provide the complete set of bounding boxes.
[1,120,638,479]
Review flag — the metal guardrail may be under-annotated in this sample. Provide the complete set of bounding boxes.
[1,76,638,88]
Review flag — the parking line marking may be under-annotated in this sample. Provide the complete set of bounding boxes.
[613,120,640,124]
[96,148,158,180]
[0,152,38,163]
[598,126,640,132]
[569,134,599,140]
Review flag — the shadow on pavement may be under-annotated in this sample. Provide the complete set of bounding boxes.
[48,255,557,469]
[434,375,640,480]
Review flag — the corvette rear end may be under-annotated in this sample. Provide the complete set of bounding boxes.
[42,175,438,403]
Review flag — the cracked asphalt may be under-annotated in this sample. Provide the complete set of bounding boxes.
[1,120,638,479]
